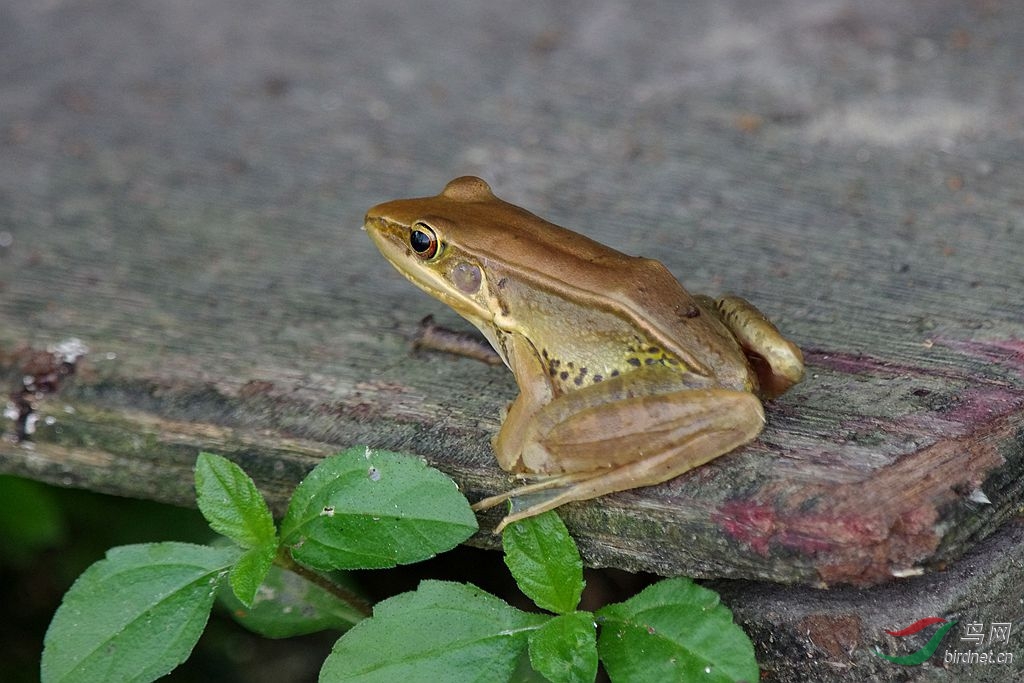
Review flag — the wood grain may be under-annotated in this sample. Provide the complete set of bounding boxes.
[2,0,1022,591]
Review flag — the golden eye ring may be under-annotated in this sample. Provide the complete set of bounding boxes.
[409,222,439,259]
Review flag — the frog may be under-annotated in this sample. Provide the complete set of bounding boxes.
[364,176,804,532]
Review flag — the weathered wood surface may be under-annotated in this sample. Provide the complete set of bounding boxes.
[720,518,1024,681]
[2,0,1022,598]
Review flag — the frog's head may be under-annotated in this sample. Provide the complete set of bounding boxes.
[363,177,499,328]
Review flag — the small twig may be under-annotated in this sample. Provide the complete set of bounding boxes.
[275,548,373,618]
[413,315,503,366]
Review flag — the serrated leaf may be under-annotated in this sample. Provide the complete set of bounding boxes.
[320,581,548,683]
[195,452,276,548]
[41,542,237,683]
[229,540,277,607]
[503,511,583,614]
[528,612,597,683]
[280,447,477,570]
[219,563,364,637]
[596,578,758,683]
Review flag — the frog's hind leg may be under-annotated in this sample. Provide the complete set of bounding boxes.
[480,387,765,533]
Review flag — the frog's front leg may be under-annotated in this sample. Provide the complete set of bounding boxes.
[474,362,765,532]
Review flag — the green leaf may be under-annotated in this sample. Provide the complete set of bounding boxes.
[320,581,548,682]
[528,612,597,683]
[195,452,276,549]
[596,578,758,683]
[42,542,237,683]
[281,447,477,570]
[503,511,583,614]
[219,563,364,637]
[229,540,277,607]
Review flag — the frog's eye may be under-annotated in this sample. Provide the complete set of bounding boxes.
[409,222,440,259]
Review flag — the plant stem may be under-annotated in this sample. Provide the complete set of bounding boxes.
[275,548,373,617]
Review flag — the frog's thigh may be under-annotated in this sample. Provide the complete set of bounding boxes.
[485,388,764,530]
[519,385,764,475]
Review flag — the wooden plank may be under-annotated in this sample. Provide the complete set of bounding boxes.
[2,0,1023,591]
[718,518,1024,680]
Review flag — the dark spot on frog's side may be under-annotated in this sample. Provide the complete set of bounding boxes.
[573,367,588,386]
[560,371,569,380]
[679,305,701,319]
[627,358,642,368]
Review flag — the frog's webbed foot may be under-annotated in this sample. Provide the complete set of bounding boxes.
[472,472,579,512]
[475,475,598,532]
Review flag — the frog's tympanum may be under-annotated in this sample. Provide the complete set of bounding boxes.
[365,177,804,531]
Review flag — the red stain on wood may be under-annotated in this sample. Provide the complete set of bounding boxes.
[906,386,1024,437]
[716,501,776,555]
[715,337,1024,585]
[939,338,1024,378]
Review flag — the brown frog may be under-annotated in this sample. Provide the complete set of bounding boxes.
[365,177,804,531]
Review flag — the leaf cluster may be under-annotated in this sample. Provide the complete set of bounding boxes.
[40,447,758,682]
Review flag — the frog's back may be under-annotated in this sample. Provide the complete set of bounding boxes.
[437,180,754,389]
